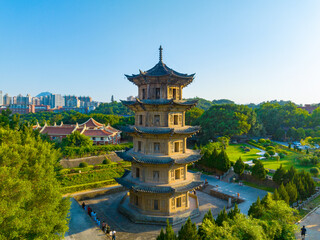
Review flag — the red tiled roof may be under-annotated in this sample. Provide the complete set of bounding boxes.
[83,129,112,137]
[41,126,75,135]
[79,118,104,128]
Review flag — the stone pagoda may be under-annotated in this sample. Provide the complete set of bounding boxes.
[116,46,202,225]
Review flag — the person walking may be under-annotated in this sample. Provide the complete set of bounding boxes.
[301,225,307,240]
[112,230,116,240]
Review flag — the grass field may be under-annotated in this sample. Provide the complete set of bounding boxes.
[226,144,261,163]
[298,194,320,218]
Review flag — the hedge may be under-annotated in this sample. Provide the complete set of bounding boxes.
[62,142,133,158]
[247,140,266,150]
[61,179,117,194]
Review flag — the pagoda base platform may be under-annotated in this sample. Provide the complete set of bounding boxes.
[118,193,200,226]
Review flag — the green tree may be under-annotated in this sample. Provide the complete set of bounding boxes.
[61,131,93,148]
[227,204,240,220]
[178,218,198,240]
[234,157,245,176]
[248,196,264,218]
[251,160,266,180]
[162,220,177,240]
[310,167,320,177]
[217,149,231,172]
[285,181,298,204]
[185,107,204,125]
[277,184,290,205]
[273,189,280,200]
[273,164,287,185]
[0,127,70,239]
[215,207,228,226]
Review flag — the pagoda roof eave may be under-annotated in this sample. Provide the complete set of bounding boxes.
[120,125,201,136]
[115,172,203,193]
[121,98,198,107]
[116,149,202,165]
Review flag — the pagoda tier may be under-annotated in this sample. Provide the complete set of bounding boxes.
[121,125,200,136]
[116,170,202,194]
[117,149,201,165]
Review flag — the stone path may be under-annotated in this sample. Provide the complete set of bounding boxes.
[200,173,268,214]
[295,207,320,240]
[64,198,108,240]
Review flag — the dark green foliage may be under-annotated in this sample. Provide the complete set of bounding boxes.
[217,149,231,172]
[185,107,204,125]
[273,164,286,185]
[251,160,266,180]
[310,167,320,176]
[178,218,198,240]
[157,228,165,240]
[285,181,298,204]
[278,183,290,204]
[234,157,245,175]
[194,104,259,143]
[61,131,92,148]
[163,220,177,240]
[248,196,264,218]
[79,162,88,168]
[227,204,240,219]
[215,207,228,226]
[103,157,112,164]
[273,189,280,200]
[93,101,133,115]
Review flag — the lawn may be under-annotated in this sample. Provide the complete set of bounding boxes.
[298,194,320,219]
[226,144,261,163]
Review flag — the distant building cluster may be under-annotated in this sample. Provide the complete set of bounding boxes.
[34,118,121,145]
[0,91,100,114]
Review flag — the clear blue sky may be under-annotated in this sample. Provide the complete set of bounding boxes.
[1,0,320,104]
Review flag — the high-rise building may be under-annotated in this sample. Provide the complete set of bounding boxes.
[3,94,11,106]
[116,47,202,225]
[0,91,3,106]
[50,94,65,108]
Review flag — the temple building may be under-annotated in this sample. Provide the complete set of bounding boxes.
[34,118,121,145]
[116,46,202,225]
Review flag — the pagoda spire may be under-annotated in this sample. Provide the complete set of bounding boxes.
[159,45,163,62]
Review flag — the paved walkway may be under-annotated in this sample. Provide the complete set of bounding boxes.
[296,207,320,240]
[64,198,108,240]
[200,173,268,214]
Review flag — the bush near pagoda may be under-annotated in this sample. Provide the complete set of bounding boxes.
[158,194,298,240]
[251,160,266,180]
[0,127,70,239]
[234,157,245,175]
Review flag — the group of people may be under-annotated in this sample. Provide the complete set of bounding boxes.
[82,202,116,240]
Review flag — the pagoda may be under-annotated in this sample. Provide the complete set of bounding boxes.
[116,46,202,225]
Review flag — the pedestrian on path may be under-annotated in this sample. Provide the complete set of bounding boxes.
[301,225,307,240]
[82,202,85,209]
[112,230,116,240]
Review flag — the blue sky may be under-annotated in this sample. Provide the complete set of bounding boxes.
[1,0,320,104]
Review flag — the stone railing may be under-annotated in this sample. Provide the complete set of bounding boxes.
[296,188,320,210]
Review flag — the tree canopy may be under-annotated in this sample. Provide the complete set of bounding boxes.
[0,127,70,239]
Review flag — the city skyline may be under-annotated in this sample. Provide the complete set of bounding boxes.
[1,1,320,104]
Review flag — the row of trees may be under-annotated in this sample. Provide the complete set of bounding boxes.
[158,193,298,240]
[199,143,231,172]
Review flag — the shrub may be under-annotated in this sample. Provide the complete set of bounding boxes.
[267,150,276,156]
[266,146,275,151]
[278,152,286,159]
[310,167,320,177]
[266,139,271,144]
[258,139,266,144]
[264,153,270,158]
[103,157,112,164]
[245,164,250,170]
[79,162,88,168]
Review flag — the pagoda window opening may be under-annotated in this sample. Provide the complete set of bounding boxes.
[139,115,143,125]
[174,142,180,153]
[138,141,142,152]
[154,200,159,210]
[155,88,161,99]
[176,197,181,208]
[174,115,179,125]
[136,167,140,178]
[154,142,160,153]
[153,171,160,182]
[154,115,160,126]
[142,89,146,99]
[135,195,139,206]
[92,137,96,140]
[172,89,177,99]
[175,169,181,180]
[101,137,104,140]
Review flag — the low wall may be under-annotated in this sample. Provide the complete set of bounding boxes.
[60,152,122,168]
[73,185,127,201]
[209,189,244,204]
[240,173,278,188]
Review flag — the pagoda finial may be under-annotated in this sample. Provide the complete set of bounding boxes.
[159,45,163,62]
